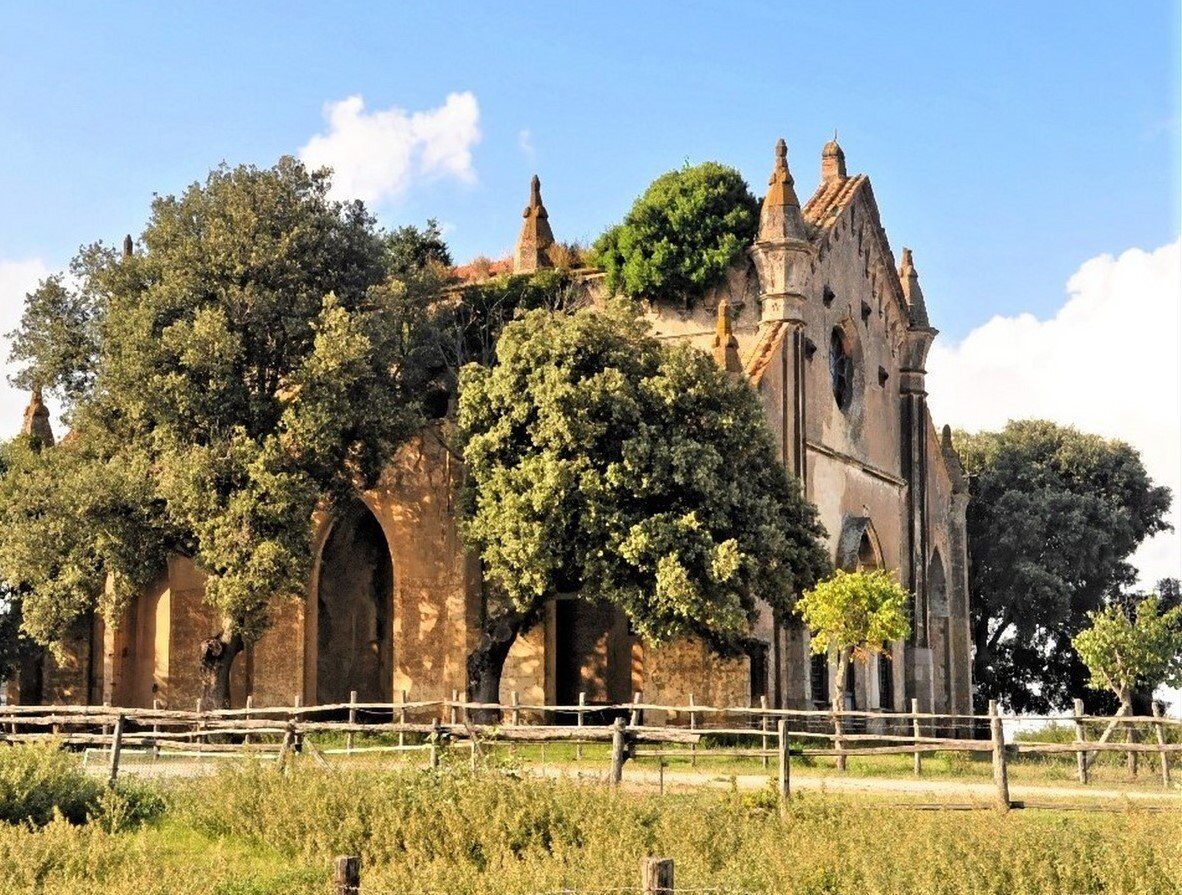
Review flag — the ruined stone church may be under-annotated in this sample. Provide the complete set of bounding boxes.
[16,136,972,719]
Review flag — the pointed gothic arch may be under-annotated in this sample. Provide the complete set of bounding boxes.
[312,496,394,705]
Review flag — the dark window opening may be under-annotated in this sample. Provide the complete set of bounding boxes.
[878,652,894,710]
[810,652,829,706]
[822,286,835,307]
[829,328,854,410]
[748,643,768,705]
[857,530,878,569]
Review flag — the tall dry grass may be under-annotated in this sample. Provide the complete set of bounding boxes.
[0,751,1177,894]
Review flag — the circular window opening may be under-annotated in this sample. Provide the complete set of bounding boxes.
[829,327,854,410]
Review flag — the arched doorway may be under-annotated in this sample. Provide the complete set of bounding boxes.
[315,498,394,705]
[831,517,887,711]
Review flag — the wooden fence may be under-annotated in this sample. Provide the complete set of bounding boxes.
[1,695,1178,811]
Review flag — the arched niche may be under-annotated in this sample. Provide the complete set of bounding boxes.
[836,516,883,571]
[314,496,394,705]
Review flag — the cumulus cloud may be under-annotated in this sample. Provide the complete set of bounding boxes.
[299,92,481,205]
[927,238,1182,587]
[0,258,51,438]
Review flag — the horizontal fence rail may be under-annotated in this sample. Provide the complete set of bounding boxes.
[1,695,1177,810]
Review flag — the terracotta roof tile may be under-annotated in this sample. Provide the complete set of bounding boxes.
[802,174,866,235]
[451,256,513,284]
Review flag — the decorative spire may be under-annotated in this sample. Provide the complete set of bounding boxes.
[21,387,54,449]
[899,247,931,329]
[513,174,556,274]
[712,298,742,374]
[122,234,133,260]
[821,134,847,183]
[758,138,809,243]
[941,424,967,493]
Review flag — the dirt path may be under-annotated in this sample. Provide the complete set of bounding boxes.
[539,764,1179,805]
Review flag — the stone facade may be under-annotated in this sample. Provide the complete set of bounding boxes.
[18,134,971,720]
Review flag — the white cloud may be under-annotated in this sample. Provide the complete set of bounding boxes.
[299,92,481,205]
[927,238,1182,587]
[518,128,535,158]
[0,258,51,439]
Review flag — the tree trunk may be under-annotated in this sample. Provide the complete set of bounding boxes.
[832,647,850,713]
[466,612,527,724]
[199,631,244,711]
[1121,692,1138,776]
[832,648,850,772]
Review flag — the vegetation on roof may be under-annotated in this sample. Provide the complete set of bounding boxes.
[590,162,758,306]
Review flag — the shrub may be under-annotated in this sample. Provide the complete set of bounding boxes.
[591,162,758,304]
[0,742,163,828]
[0,742,102,825]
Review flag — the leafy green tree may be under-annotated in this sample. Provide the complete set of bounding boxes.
[0,157,432,707]
[1073,596,1182,712]
[455,301,829,708]
[795,569,912,711]
[955,421,1171,713]
[591,162,758,304]
[385,219,452,280]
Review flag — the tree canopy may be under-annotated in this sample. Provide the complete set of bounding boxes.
[455,301,829,703]
[0,157,434,705]
[1072,595,1182,709]
[796,568,911,710]
[591,162,758,305]
[955,420,1172,713]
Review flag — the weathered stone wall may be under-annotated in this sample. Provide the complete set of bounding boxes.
[640,639,749,724]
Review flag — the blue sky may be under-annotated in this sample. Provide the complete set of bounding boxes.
[1,1,1178,341]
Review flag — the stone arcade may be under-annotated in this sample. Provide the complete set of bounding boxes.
[14,136,972,719]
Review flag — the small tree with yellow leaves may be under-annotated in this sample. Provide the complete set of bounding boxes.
[796,568,912,712]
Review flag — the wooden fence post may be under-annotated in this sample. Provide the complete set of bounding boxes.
[152,697,162,760]
[108,713,125,787]
[1152,701,1171,789]
[450,689,459,726]
[293,693,303,753]
[989,700,1010,812]
[333,855,361,895]
[242,694,253,748]
[575,691,586,762]
[1073,698,1088,784]
[630,691,642,728]
[195,698,204,756]
[833,706,846,772]
[430,719,442,769]
[510,690,520,726]
[610,716,627,786]
[641,857,674,895]
[1127,711,1140,777]
[689,693,698,768]
[346,690,357,754]
[760,694,770,770]
[911,697,922,776]
[777,718,790,801]
[397,689,407,749]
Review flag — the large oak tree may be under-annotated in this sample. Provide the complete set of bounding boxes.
[955,420,1171,713]
[455,301,830,708]
[0,158,433,707]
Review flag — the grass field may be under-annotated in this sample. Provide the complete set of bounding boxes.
[2,741,1180,895]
